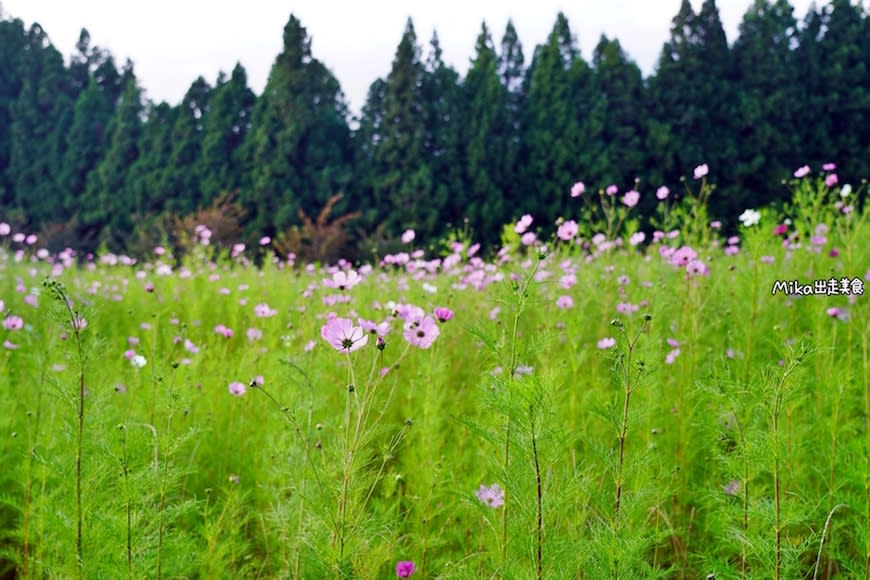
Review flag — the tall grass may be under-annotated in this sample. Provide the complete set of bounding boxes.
[0,167,866,577]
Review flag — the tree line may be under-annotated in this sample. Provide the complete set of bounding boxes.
[0,0,868,256]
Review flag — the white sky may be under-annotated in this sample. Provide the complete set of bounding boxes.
[1,0,815,116]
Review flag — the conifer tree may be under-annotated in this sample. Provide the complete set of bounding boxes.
[0,14,28,209]
[733,0,801,206]
[161,76,212,214]
[198,63,256,204]
[592,35,647,189]
[127,102,179,217]
[80,73,143,248]
[240,14,353,237]
[520,13,594,225]
[498,20,525,215]
[804,0,869,178]
[366,18,436,238]
[421,31,461,238]
[8,23,73,226]
[461,22,510,241]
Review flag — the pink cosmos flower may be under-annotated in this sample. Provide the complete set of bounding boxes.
[214,324,234,338]
[774,224,788,236]
[358,318,391,336]
[72,317,87,331]
[521,232,536,246]
[670,246,698,267]
[557,220,578,241]
[667,338,680,348]
[433,307,454,323]
[724,245,739,256]
[556,295,574,309]
[825,173,838,187]
[597,337,616,349]
[571,181,585,197]
[228,381,246,396]
[710,220,722,229]
[629,232,645,246]
[475,483,505,508]
[255,303,278,317]
[402,229,416,244]
[4,340,18,350]
[622,190,640,208]
[686,259,710,277]
[514,214,533,234]
[323,270,361,291]
[0,223,9,236]
[396,560,416,577]
[246,328,262,341]
[3,315,23,330]
[656,186,670,200]
[794,165,810,178]
[693,164,709,179]
[826,307,841,318]
[321,317,368,353]
[259,236,271,246]
[665,349,680,365]
[760,255,775,264]
[403,316,439,349]
[605,184,618,196]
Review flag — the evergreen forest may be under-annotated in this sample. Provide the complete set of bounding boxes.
[0,0,868,258]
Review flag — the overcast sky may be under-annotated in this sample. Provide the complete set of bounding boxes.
[1,0,815,116]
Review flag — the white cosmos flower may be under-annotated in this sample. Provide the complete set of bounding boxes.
[131,355,147,368]
[739,209,761,227]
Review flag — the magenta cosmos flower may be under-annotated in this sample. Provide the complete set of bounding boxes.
[396,561,416,577]
[433,307,454,323]
[321,317,368,353]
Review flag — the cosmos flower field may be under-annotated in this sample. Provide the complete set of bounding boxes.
[0,167,869,578]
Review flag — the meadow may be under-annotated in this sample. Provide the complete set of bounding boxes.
[0,166,868,579]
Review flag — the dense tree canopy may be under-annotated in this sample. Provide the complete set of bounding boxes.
[0,1,868,255]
